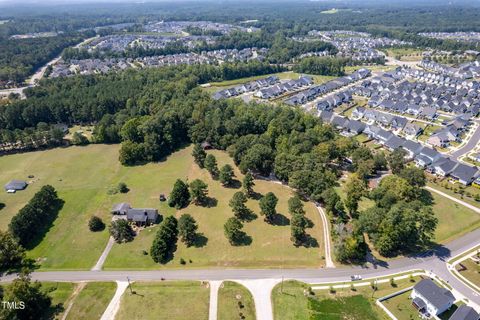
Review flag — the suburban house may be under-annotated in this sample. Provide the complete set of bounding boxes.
[111,203,160,226]
[450,163,478,185]
[403,123,423,138]
[4,180,27,193]
[448,305,479,320]
[415,147,441,167]
[410,279,455,317]
[432,157,458,177]
[402,140,424,159]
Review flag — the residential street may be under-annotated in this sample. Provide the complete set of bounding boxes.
[450,120,480,160]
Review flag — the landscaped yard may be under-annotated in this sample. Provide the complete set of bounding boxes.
[457,258,480,287]
[105,148,325,269]
[65,282,116,320]
[116,281,210,320]
[381,290,417,320]
[218,281,256,320]
[272,276,423,320]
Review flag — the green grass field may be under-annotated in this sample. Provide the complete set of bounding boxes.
[0,144,325,270]
[272,276,423,320]
[384,48,424,62]
[105,148,325,269]
[381,290,417,320]
[116,281,209,320]
[430,191,480,243]
[218,281,256,320]
[42,282,76,319]
[65,282,116,320]
[457,258,480,287]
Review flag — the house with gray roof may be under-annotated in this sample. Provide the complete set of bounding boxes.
[384,135,405,151]
[112,203,160,226]
[450,163,478,185]
[411,279,455,317]
[403,123,423,138]
[449,305,479,320]
[432,157,458,177]
[4,180,27,193]
[402,140,423,159]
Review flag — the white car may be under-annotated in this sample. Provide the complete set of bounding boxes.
[351,275,362,281]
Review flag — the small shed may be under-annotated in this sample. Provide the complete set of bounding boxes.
[4,180,27,192]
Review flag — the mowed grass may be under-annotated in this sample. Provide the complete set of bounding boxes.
[105,148,325,269]
[0,145,122,269]
[42,282,77,319]
[381,290,417,320]
[457,258,480,287]
[431,191,480,243]
[218,281,256,320]
[272,276,423,320]
[65,282,116,320]
[116,281,209,320]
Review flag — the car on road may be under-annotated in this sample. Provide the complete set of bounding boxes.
[351,275,362,281]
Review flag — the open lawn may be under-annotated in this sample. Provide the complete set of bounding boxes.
[381,290,417,320]
[42,282,76,320]
[384,48,423,62]
[105,148,325,269]
[457,258,480,287]
[344,65,395,73]
[430,191,480,243]
[0,144,325,270]
[65,282,116,320]
[116,281,209,320]
[218,281,256,320]
[0,145,123,269]
[272,276,423,320]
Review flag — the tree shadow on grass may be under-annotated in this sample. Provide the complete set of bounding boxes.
[305,217,314,229]
[0,203,5,211]
[203,197,218,208]
[23,199,65,250]
[193,233,208,248]
[249,191,263,201]
[418,189,434,206]
[233,232,252,246]
[269,213,290,226]
[300,235,319,248]
[224,179,242,189]
[240,209,258,222]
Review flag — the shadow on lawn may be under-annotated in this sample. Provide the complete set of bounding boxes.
[224,179,242,189]
[269,213,290,226]
[193,233,208,248]
[23,199,65,250]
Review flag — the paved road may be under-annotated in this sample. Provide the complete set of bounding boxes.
[450,120,480,160]
[2,228,479,302]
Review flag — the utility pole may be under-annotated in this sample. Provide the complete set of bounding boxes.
[127,276,133,294]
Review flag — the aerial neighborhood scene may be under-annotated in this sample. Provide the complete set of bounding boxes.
[2,0,480,319]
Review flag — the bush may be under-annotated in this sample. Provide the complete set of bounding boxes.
[109,220,135,243]
[118,182,129,193]
[180,258,186,265]
[88,216,105,232]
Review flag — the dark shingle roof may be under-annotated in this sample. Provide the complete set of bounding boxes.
[451,163,478,183]
[449,305,479,320]
[413,279,455,311]
[126,208,159,223]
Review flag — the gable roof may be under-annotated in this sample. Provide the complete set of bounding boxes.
[449,305,480,320]
[126,208,159,223]
[402,140,423,154]
[413,279,455,311]
[451,163,478,183]
[384,135,405,150]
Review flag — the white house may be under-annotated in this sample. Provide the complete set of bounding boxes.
[410,279,455,317]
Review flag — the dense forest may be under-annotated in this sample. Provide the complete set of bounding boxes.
[0,34,84,85]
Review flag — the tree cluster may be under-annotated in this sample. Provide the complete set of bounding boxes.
[151,216,178,264]
[9,185,61,248]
